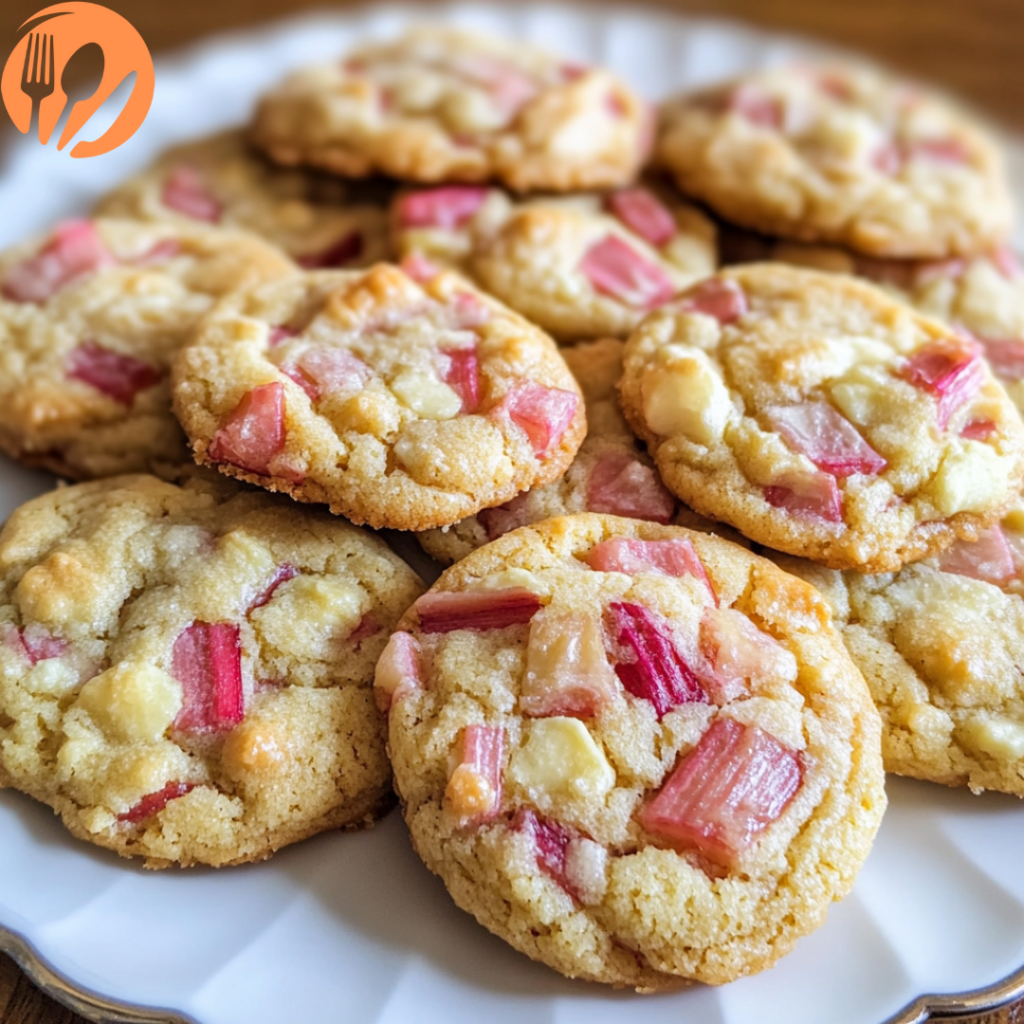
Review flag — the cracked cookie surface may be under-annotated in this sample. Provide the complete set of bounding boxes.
[0,474,424,867]
[619,264,1024,572]
[382,513,885,987]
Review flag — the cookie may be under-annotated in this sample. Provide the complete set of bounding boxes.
[391,184,717,341]
[773,498,1024,795]
[619,264,1024,573]
[0,217,295,480]
[657,64,1013,258]
[95,128,393,269]
[770,242,1024,418]
[0,474,424,868]
[250,28,651,192]
[172,262,586,530]
[380,514,885,987]
[418,339,677,564]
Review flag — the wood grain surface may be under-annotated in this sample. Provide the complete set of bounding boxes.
[1,0,1023,1021]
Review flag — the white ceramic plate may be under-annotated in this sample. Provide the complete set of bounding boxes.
[2,5,1024,1023]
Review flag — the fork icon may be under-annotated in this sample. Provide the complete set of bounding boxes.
[20,32,55,142]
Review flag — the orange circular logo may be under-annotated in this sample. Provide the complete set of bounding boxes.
[1,1,154,158]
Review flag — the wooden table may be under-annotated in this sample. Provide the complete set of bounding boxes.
[2,0,1024,1020]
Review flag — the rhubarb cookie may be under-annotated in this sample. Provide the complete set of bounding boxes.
[619,265,1024,572]
[95,129,392,269]
[418,339,677,564]
[657,64,1013,258]
[774,499,1024,795]
[392,184,716,341]
[0,217,295,480]
[251,27,650,192]
[0,474,424,868]
[771,242,1024,417]
[381,514,885,987]
[172,263,585,530]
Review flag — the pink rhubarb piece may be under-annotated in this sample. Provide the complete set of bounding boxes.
[961,418,997,441]
[283,348,371,402]
[161,165,222,222]
[580,235,675,309]
[400,253,442,284]
[767,401,887,477]
[2,624,67,665]
[764,469,843,523]
[639,716,803,869]
[440,346,481,413]
[513,809,574,890]
[415,588,542,633]
[448,724,504,822]
[249,564,298,611]
[728,84,783,128]
[678,277,748,324]
[938,527,1016,586]
[209,382,303,482]
[901,338,985,429]
[992,247,1022,280]
[3,219,115,303]
[520,609,618,719]
[979,338,1024,382]
[118,782,196,824]
[698,607,793,705]
[585,450,675,523]
[374,631,422,713]
[605,601,707,718]
[396,186,490,230]
[478,493,532,541]
[605,188,676,247]
[171,621,244,733]
[133,239,183,265]
[66,341,162,405]
[296,230,364,269]
[493,382,579,458]
[268,326,297,349]
[586,537,716,602]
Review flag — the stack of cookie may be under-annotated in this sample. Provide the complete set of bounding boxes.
[0,22,1019,994]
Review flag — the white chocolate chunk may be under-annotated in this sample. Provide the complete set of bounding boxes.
[468,568,551,596]
[929,443,1011,516]
[76,662,183,744]
[391,370,462,420]
[509,717,615,803]
[960,715,1024,761]
[641,350,730,444]
[252,576,364,659]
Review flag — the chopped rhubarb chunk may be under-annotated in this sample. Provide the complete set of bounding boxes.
[3,219,114,303]
[605,602,707,718]
[396,186,490,230]
[2,624,67,665]
[209,382,302,481]
[440,346,481,413]
[249,564,298,611]
[415,588,542,633]
[296,230,363,269]
[162,165,222,222]
[767,402,887,477]
[494,383,579,458]
[605,188,676,247]
[400,253,441,283]
[118,782,196,824]
[911,137,970,165]
[728,84,783,128]
[902,338,985,429]
[133,239,183,265]
[478,493,532,541]
[992,247,1022,280]
[915,257,968,285]
[450,291,491,329]
[580,235,675,309]
[513,808,572,884]
[698,607,797,705]
[938,527,1016,586]
[585,450,675,523]
[171,621,244,733]
[521,609,618,718]
[678,277,748,324]
[66,342,162,405]
[445,724,504,822]
[961,418,997,441]
[284,348,371,402]
[639,717,802,869]
[979,338,1024,382]
[373,630,422,713]
[764,470,843,523]
[268,326,297,349]
[586,538,716,603]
